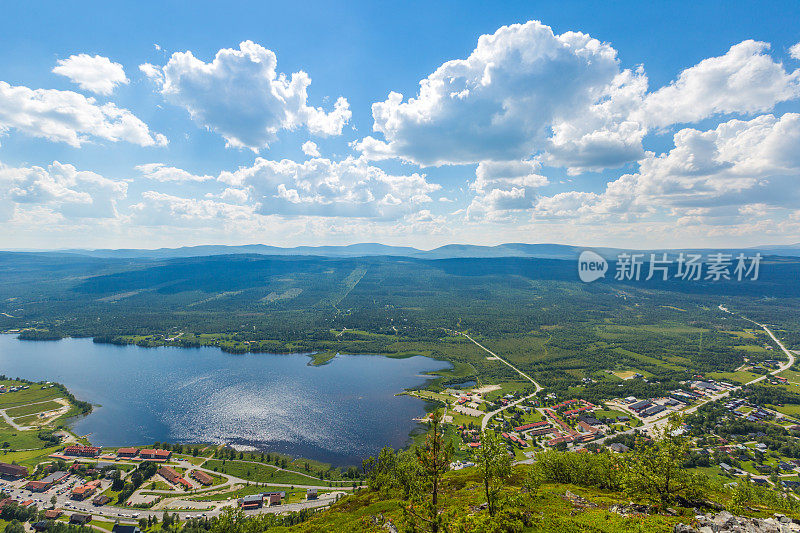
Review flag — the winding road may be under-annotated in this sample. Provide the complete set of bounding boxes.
[455,332,543,430]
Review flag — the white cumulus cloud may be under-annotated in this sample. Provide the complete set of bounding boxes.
[135,163,213,182]
[301,140,320,157]
[357,23,800,177]
[52,54,129,95]
[534,112,800,223]
[218,155,440,218]
[358,21,622,167]
[642,40,800,128]
[0,160,127,221]
[130,190,254,226]
[791,42,800,60]
[143,40,351,151]
[0,81,167,147]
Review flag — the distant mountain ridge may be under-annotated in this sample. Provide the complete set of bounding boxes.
[21,241,800,260]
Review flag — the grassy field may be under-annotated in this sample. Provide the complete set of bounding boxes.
[0,382,62,408]
[175,454,210,466]
[768,403,800,417]
[189,483,315,503]
[707,370,763,384]
[778,368,800,382]
[0,428,53,450]
[13,413,47,426]
[594,408,628,419]
[5,399,62,418]
[203,459,349,486]
[0,445,60,466]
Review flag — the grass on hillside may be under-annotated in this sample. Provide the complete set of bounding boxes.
[190,484,313,504]
[204,459,349,486]
[275,470,689,533]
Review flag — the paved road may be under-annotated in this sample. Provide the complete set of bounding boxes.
[452,331,543,431]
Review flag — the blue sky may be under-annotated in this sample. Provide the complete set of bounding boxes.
[1,1,799,249]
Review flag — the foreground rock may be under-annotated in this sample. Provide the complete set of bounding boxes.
[674,511,800,532]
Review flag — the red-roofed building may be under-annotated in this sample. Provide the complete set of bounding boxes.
[578,421,600,434]
[191,470,213,486]
[564,405,593,417]
[0,498,16,509]
[158,466,181,483]
[528,427,556,436]
[513,421,549,432]
[159,465,191,488]
[141,449,171,461]
[71,480,101,500]
[63,445,101,457]
[24,481,49,492]
[547,435,574,446]
[117,447,139,458]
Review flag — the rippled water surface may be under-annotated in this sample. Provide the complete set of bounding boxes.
[0,335,448,465]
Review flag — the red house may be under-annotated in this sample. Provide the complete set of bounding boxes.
[116,447,139,458]
[64,445,101,457]
[140,449,171,461]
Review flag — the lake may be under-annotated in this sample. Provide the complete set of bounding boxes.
[0,335,448,466]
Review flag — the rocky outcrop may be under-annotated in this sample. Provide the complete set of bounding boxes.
[674,511,800,532]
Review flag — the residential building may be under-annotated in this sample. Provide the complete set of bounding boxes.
[191,470,213,486]
[116,447,139,458]
[64,445,101,457]
[26,471,68,492]
[641,404,666,417]
[140,449,171,461]
[71,480,101,500]
[158,466,181,483]
[0,462,28,478]
[92,495,112,506]
[112,525,141,533]
[69,513,92,525]
[240,494,263,509]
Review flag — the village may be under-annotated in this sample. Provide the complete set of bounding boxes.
[0,442,346,531]
[417,376,759,461]
[0,378,348,531]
